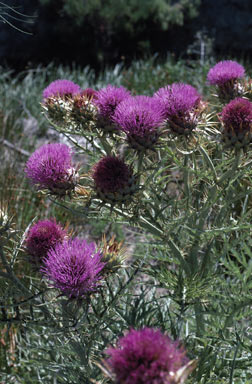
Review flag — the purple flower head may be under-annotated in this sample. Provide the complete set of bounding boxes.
[154,83,202,135]
[105,328,189,384]
[95,85,131,124]
[93,156,133,194]
[93,157,137,203]
[25,219,67,265]
[220,98,252,148]
[113,96,165,149]
[42,79,81,100]
[25,143,78,195]
[41,238,105,298]
[155,83,201,118]
[207,61,245,86]
[221,98,252,129]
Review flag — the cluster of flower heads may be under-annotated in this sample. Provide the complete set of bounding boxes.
[104,328,194,384]
[22,61,252,384]
[205,60,252,148]
[28,61,252,204]
[42,60,251,143]
[24,218,111,298]
[42,79,205,141]
[42,80,98,131]
[24,142,138,204]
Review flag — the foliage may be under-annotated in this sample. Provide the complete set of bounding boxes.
[39,0,200,31]
[35,0,201,66]
[1,57,252,383]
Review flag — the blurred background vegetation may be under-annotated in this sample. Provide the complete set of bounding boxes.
[1,0,252,71]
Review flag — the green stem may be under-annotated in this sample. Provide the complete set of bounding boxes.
[139,216,163,238]
[0,244,54,322]
[98,135,112,155]
[229,341,239,384]
[194,302,205,337]
[112,207,163,238]
[218,149,241,185]
[183,153,191,210]
[137,151,144,174]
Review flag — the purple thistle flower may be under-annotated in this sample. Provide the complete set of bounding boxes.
[207,61,245,86]
[25,143,78,195]
[220,98,252,148]
[207,61,245,103]
[105,328,189,384]
[95,85,131,132]
[113,96,165,150]
[154,83,201,118]
[43,79,81,100]
[93,157,137,203]
[41,238,105,298]
[25,219,67,265]
[154,83,202,135]
[221,98,252,127]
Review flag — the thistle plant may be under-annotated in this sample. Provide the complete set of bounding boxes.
[2,59,252,384]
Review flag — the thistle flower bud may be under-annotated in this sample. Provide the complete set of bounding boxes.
[207,61,245,103]
[25,219,67,266]
[95,85,131,133]
[220,98,252,149]
[70,93,98,131]
[42,96,72,127]
[104,328,194,384]
[100,235,127,274]
[113,96,165,151]
[41,238,105,298]
[154,83,203,135]
[25,143,79,196]
[92,156,138,203]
